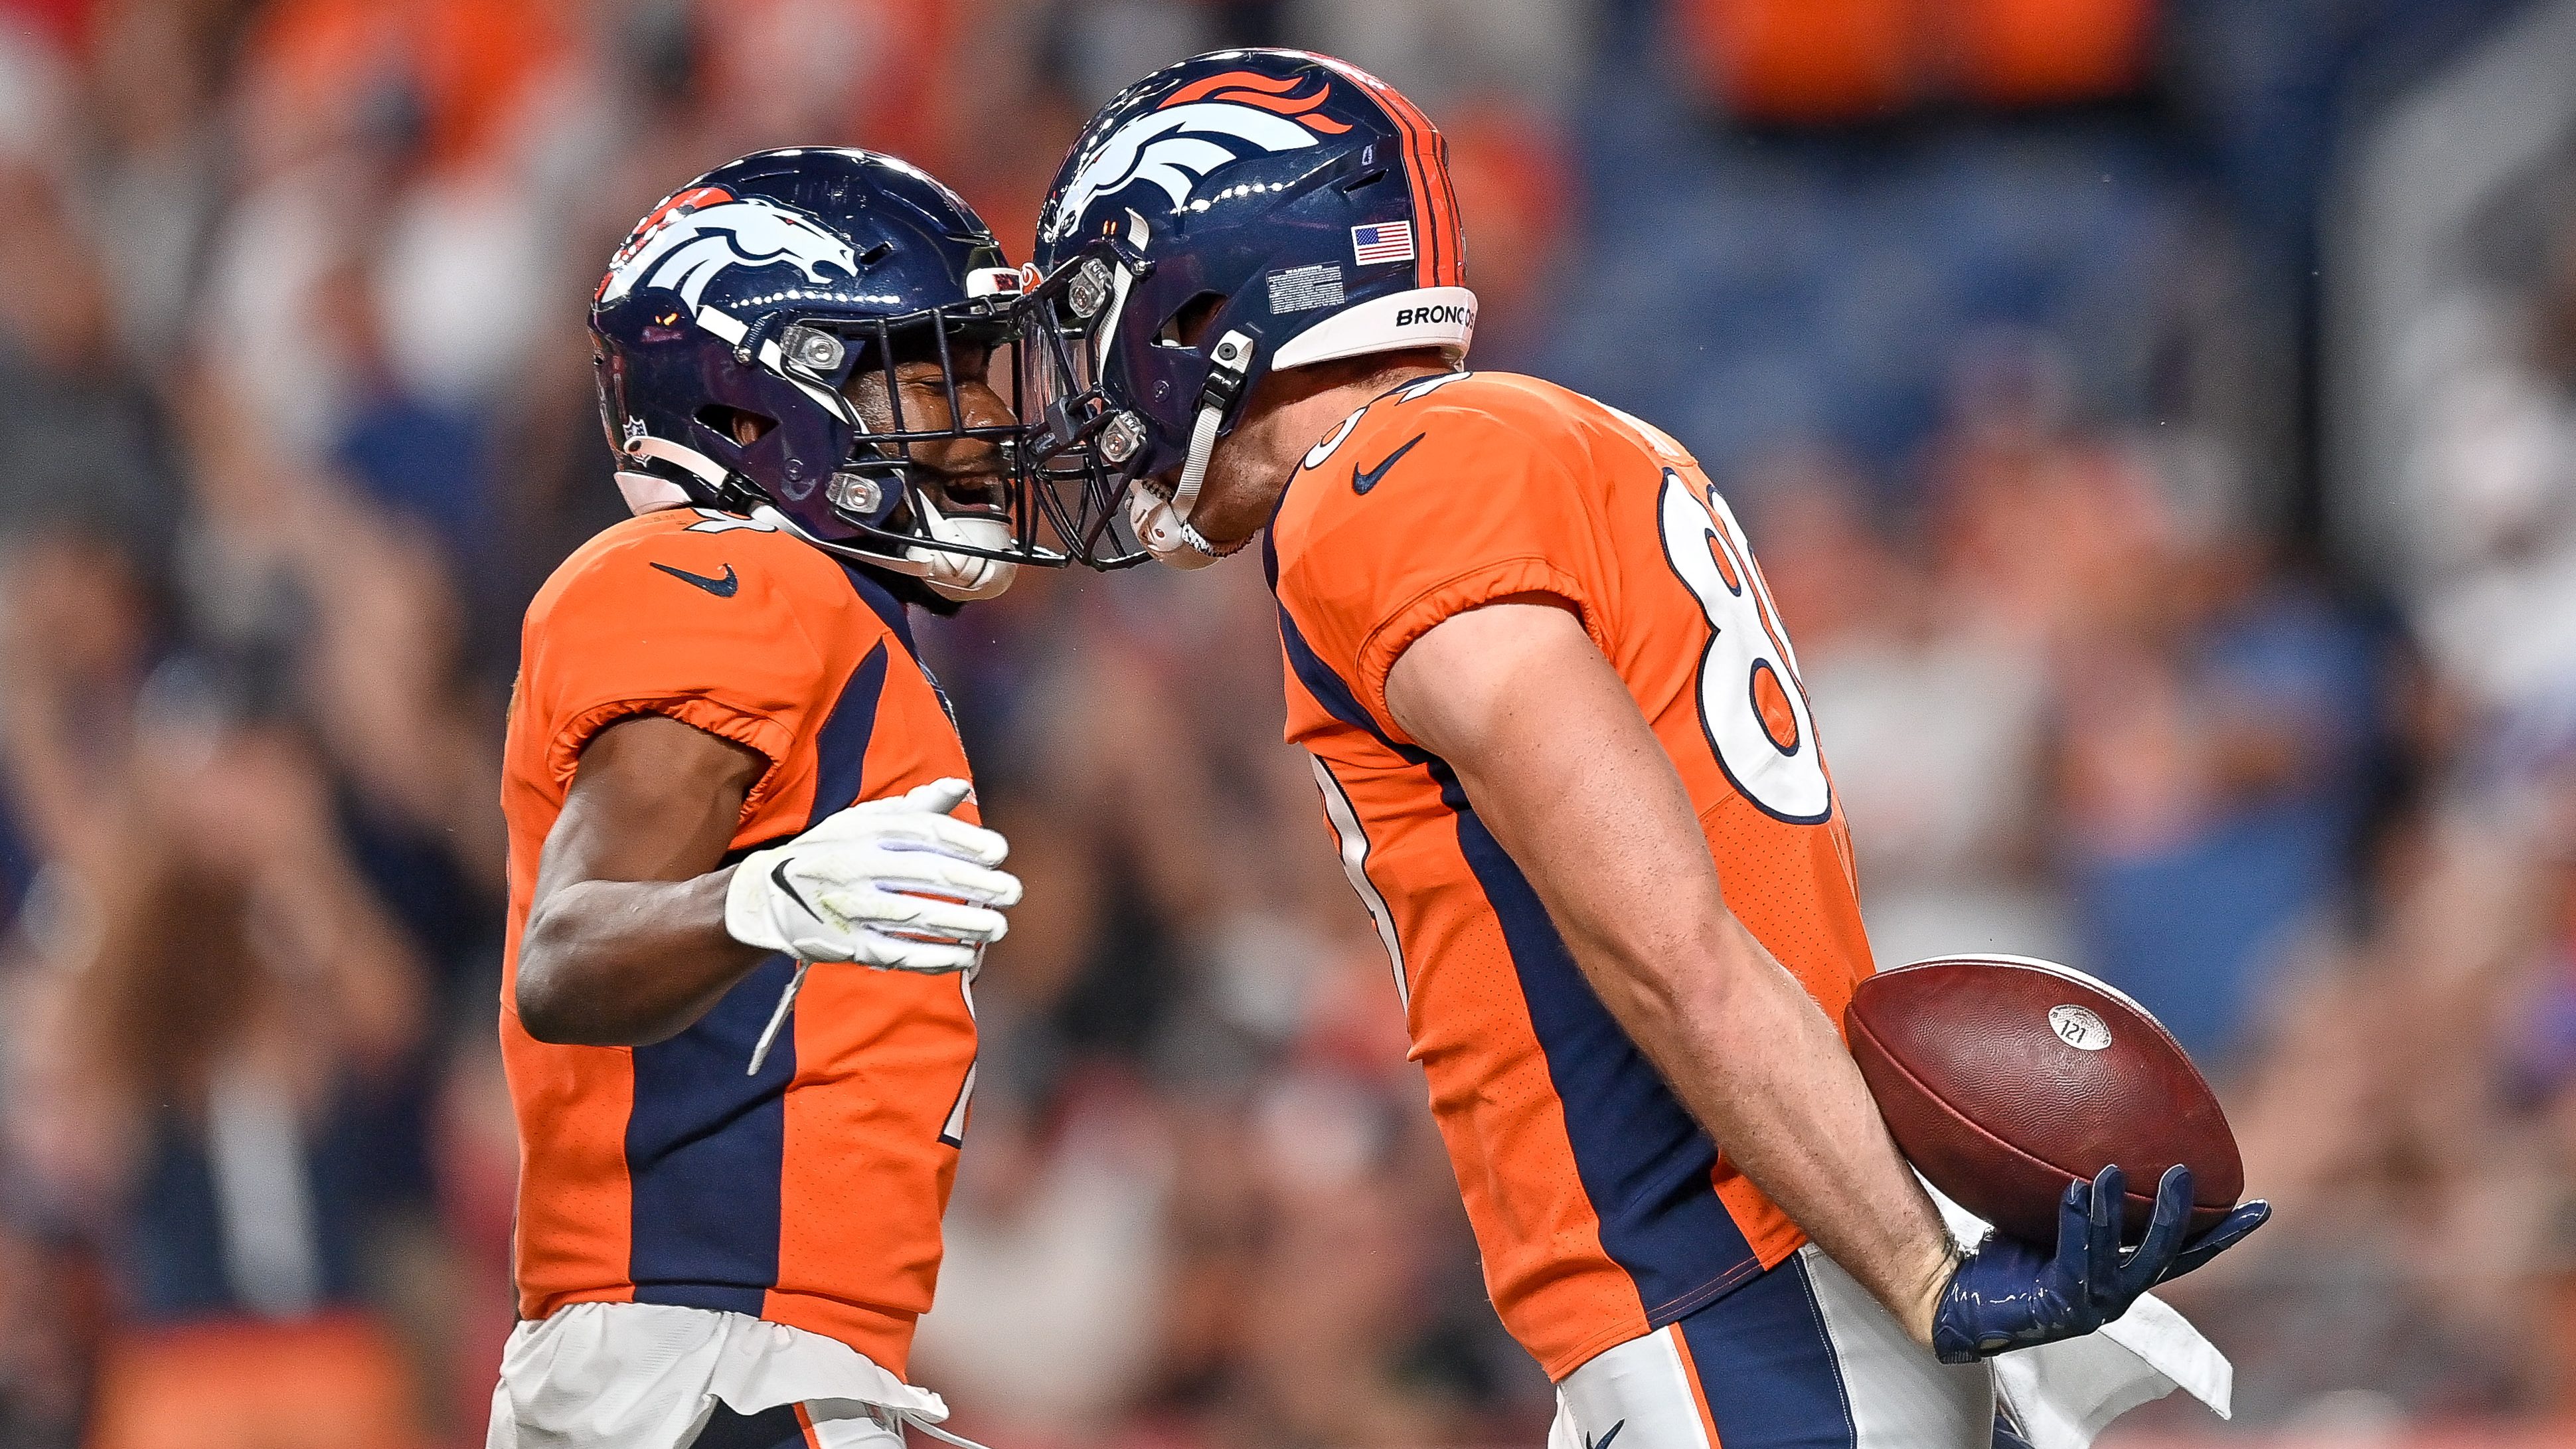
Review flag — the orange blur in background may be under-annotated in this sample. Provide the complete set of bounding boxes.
[1,1,2573,1447]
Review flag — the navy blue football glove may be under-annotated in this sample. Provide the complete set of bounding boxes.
[2158,1189,2272,1284]
[1931,1163,2271,1364]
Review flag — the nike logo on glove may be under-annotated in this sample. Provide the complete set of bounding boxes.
[1352,433,1427,495]
[770,860,822,921]
[651,561,740,597]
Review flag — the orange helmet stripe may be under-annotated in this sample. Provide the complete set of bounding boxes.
[1310,55,1464,289]
[1379,85,1465,289]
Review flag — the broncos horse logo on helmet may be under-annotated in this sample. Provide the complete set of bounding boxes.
[598,191,862,309]
[590,148,1055,607]
[1022,49,1476,569]
[1040,71,1351,246]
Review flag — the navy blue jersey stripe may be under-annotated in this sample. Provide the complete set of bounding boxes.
[1273,592,1760,1323]
[1445,792,1761,1323]
[1277,603,1409,757]
[1676,1252,1858,1448]
[628,582,900,1313]
[807,640,890,829]
[627,950,798,1314]
[841,562,918,659]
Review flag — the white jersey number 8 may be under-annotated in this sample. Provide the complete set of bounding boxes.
[1656,468,1832,823]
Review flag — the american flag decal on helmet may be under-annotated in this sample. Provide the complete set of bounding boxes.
[1351,221,1415,267]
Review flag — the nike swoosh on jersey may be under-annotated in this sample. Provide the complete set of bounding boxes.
[651,561,740,597]
[1352,433,1427,495]
[1587,1420,1625,1449]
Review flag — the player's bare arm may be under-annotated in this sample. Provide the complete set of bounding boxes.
[1383,599,1960,1343]
[514,714,769,1046]
[516,713,1020,1047]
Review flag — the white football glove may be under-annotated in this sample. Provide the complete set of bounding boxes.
[724,778,1021,973]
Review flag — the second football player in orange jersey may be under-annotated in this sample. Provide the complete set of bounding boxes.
[1269,370,1874,1371]
[1023,50,2269,1449]
[489,150,1062,1449]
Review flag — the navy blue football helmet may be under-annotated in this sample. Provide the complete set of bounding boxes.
[591,147,1056,603]
[1023,50,1477,568]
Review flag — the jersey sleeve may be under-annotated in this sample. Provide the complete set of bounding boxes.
[1279,402,1615,746]
[523,529,831,812]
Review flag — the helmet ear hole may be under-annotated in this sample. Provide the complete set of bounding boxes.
[1155,292,1228,350]
[696,404,776,447]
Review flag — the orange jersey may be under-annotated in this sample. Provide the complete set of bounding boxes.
[1265,371,1876,1380]
[498,507,978,1377]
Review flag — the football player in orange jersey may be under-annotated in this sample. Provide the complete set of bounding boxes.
[1021,52,2269,1449]
[488,149,1069,1449]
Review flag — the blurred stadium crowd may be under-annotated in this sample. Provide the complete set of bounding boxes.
[3,0,2576,1445]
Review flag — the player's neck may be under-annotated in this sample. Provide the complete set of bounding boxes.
[1192,351,1450,551]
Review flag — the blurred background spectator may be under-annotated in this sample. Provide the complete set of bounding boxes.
[3,0,2576,1446]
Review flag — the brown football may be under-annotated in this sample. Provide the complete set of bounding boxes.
[1844,954,2243,1244]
